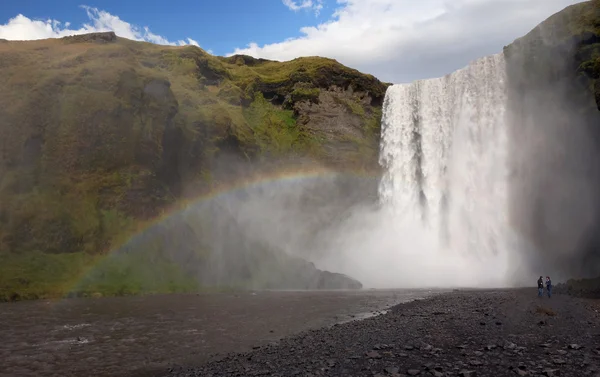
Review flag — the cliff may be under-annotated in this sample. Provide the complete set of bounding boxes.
[0,33,385,300]
[504,0,600,281]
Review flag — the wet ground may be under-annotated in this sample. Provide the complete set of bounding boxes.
[0,289,440,377]
[170,289,600,377]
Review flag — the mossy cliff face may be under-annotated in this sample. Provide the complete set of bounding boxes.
[504,0,600,280]
[0,32,384,299]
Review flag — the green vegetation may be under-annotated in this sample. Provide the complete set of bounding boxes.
[0,32,387,300]
[243,93,321,155]
[0,250,202,301]
[0,252,97,301]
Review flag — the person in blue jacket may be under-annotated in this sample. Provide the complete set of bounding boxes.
[546,276,552,298]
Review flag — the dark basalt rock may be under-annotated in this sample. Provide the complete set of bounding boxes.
[62,31,117,44]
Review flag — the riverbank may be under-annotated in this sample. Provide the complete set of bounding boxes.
[165,289,600,377]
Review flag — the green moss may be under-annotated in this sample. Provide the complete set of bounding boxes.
[243,93,305,155]
[289,84,321,105]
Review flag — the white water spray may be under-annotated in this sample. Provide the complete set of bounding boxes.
[317,53,520,288]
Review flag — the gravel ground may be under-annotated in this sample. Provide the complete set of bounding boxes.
[165,289,600,377]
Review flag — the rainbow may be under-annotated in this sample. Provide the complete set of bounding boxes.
[64,165,381,297]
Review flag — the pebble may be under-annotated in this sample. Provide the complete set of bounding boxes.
[165,290,599,377]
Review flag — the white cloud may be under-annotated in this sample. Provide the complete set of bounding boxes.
[233,0,584,83]
[0,5,202,48]
[283,0,324,16]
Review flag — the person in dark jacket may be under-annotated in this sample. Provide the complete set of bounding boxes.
[546,276,552,298]
[537,276,544,297]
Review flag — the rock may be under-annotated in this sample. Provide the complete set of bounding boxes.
[404,345,415,351]
[556,350,568,355]
[421,344,433,351]
[63,31,117,44]
[398,353,409,358]
[479,322,486,326]
[469,360,483,366]
[433,372,444,377]
[366,351,382,359]
[458,370,476,377]
[407,370,420,376]
[568,344,583,350]
[385,367,400,374]
[540,343,552,348]
[515,369,529,376]
[505,342,517,350]
[496,321,502,325]
[552,358,566,365]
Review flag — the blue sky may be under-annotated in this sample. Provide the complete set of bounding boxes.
[0,0,334,56]
[0,0,583,82]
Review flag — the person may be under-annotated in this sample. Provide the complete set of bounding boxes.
[537,276,544,297]
[546,276,552,298]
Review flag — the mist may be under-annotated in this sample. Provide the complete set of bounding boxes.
[111,8,600,291]
[504,20,600,282]
[186,24,600,289]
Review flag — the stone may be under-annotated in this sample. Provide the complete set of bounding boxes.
[366,351,382,359]
[407,370,420,376]
[505,342,517,350]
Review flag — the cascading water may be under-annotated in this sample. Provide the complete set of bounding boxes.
[375,53,516,286]
[315,53,524,288]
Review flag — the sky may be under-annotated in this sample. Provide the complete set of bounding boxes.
[0,0,585,83]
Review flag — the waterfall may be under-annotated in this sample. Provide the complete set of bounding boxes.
[315,53,521,288]
[378,53,513,265]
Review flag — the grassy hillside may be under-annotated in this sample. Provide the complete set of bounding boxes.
[0,32,386,300]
